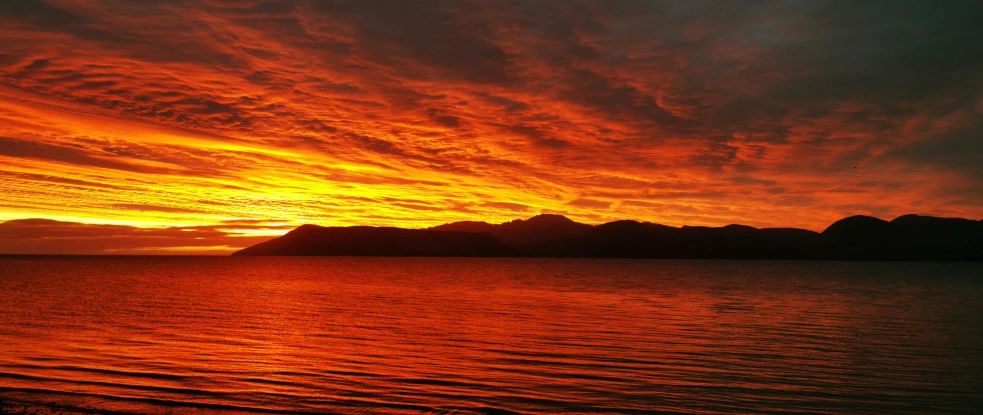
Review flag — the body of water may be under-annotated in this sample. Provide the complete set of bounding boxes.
[0,257,981,414]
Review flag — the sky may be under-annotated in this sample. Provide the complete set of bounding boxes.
[1,0,982,254]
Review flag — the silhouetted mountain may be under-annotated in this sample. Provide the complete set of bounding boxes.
[235,214,983,261]
[821,214,983,260]
[541,221,823,259]
[233,225,517,257]
[429,214,593,246]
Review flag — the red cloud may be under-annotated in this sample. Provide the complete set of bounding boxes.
[0,0,981,253]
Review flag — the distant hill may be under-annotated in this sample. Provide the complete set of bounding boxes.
[541,221,825,260]
[233,225,517,257]
[821,214,983,260]
[429,214,592,246]
[234,214,983,261]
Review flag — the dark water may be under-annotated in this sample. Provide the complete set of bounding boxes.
[0,257,981,414]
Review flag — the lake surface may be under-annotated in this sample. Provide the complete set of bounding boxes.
[0,257,981,414]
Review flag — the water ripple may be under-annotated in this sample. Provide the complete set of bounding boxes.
[1,257,981,414]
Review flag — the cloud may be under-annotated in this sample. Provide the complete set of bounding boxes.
[558,68,683,126]
[568,199,612,209]
[481,202,531,212]
[0,0,89,28]
[0,0,980,252]
[308,0,512,84]
[110,203,208,214]
[0,136,179,174]
[0,219,275,255]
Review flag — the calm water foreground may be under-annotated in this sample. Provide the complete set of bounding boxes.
[0,257,981,414]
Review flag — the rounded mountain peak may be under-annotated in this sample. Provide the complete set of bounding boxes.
[524,214,576,224]
[821,215,890,237]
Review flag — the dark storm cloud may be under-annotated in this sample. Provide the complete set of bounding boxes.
[0,0,89,28]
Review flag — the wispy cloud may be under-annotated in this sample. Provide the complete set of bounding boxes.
[0,219,277,255]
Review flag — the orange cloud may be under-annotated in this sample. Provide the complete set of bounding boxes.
[1,0,981,253]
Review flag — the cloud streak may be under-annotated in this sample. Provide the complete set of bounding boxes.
[0,0,981,252]
[0,219,280,254]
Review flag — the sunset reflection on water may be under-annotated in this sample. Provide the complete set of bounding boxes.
[1,257,981,414]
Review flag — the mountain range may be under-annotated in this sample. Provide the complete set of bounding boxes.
[233,214,983,261]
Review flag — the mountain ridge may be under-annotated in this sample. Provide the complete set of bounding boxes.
[233,214,983,261]
[428,213,593,246]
